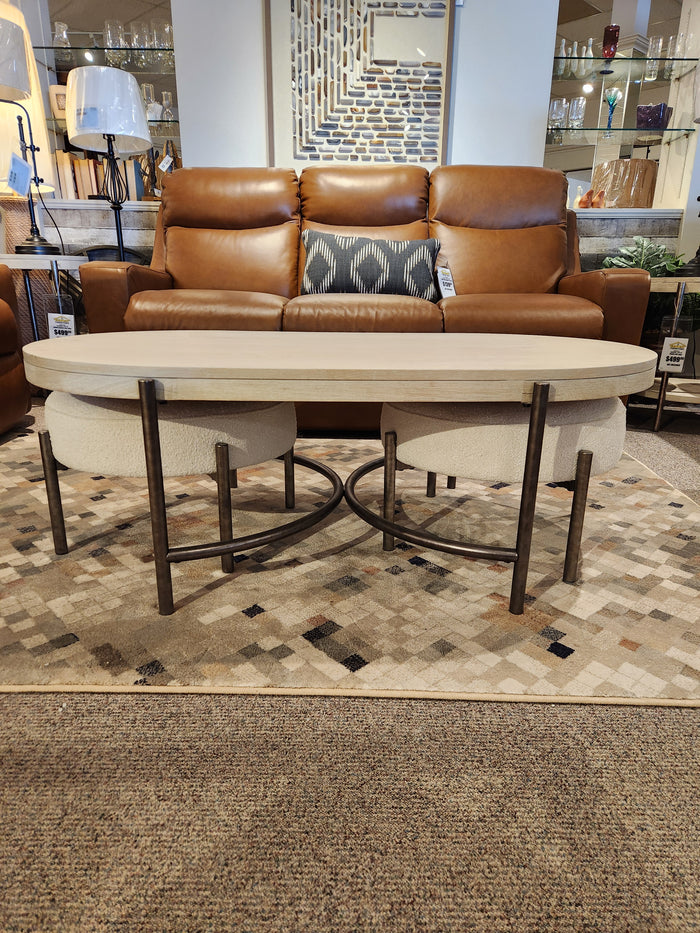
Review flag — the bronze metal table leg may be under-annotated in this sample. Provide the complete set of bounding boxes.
[215,441,235,575]
[563,449,593,584]
[383,430,397,551]
[38,429,68,555]
[509,382,549,614]
[138,378,174,615]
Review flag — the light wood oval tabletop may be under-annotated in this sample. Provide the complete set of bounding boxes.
[23,331,658,404]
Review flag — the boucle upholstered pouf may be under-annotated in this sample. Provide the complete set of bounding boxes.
[44,392,297,477]
[380,397,626,484]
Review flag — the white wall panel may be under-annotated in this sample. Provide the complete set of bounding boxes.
[448,0,559,166]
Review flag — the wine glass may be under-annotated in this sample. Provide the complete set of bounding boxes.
[601,24,620,74]
[604,86,623,136]
[548,98,568,128]
[130,21,151,70]
[152,22,175,73]
[568,96,586,129]
[104,20,127,68]
[161,91,175,121]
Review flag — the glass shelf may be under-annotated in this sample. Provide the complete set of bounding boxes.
[33,46,175,75]
[546,126,695,147]
[47,118,179,130]
[552,55,698,85]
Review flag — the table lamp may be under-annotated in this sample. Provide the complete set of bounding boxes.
[0,14,59,254]
[66,66,151,261]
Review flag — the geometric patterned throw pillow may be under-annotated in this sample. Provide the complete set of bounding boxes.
[301,229,440,302]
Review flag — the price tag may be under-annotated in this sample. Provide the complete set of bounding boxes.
[436,266,456,298]
[658,336,689,372]
[47,312,76,339]
[158,154,173,173]
[7,153,31,197]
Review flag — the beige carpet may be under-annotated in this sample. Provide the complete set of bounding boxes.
[1,410,699,703]
[0,693,698,933]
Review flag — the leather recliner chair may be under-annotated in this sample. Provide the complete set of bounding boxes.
[0,265,31,436]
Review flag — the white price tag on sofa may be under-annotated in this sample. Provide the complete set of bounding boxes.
[658,336,689,372]
[436,266,456,298]
[158,154,173,173]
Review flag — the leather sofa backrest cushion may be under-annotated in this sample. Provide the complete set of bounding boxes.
[298,165,430,284]
[429,165,568,294]
[301,165,430,226]
[161,167,301,297]
[165,226,301,297]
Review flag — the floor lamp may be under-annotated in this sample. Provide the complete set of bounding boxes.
[0,15,59,255]
[65,66,151,262]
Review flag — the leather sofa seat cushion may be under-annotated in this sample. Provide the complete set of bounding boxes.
[125,289,285,331]
[441,293,604,339]
[284,293,443,332]
[0,280,31,436]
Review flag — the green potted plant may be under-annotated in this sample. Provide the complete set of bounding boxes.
[602,237,698,377]
[602,236,686,276]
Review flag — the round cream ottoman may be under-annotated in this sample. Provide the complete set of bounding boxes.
[44,392,297,477]
[380,397,626,484]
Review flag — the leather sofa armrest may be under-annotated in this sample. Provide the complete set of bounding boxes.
[0,264,18,314]
[558,267,651,345]
[0,296,20,353]
[80,262,173,333]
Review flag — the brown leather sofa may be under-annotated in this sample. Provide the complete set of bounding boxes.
[80,164,651,433]
[0,265,31,436]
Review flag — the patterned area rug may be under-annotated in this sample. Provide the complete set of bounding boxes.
[1,410,699,703]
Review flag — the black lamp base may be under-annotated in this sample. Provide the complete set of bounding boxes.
[15,235,60,255]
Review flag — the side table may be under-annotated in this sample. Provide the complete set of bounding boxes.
[0,253,87,343]
[638,277,700,431]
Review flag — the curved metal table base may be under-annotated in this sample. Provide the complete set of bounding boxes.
[344,382,591,616]
[138,379,346,614]
[345,450,593,617]
[345,457,518,564]
[40,379,345,616]
[166,452,344,566]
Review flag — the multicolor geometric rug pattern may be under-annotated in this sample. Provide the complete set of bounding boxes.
[1,412,699,700]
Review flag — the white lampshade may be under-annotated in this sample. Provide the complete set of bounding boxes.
[66,65,151,154]
[0,17,29,99]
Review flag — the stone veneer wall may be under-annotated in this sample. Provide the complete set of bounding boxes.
[35,203,686,273]
[575,209,684,271]
[37,201,160,261]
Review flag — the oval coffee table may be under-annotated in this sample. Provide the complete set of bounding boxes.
[24,331,657,615]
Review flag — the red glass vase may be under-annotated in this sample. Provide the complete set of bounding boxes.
[601,24,620,73]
